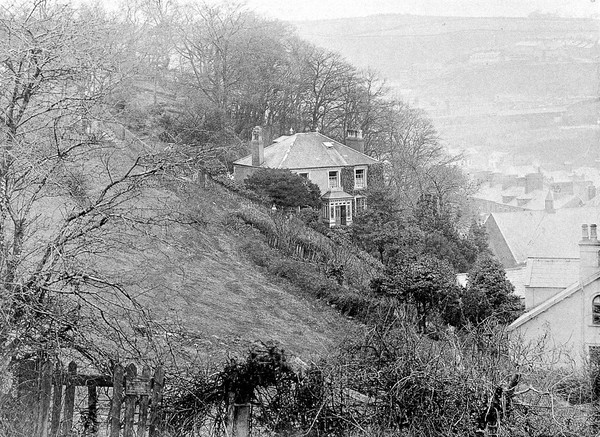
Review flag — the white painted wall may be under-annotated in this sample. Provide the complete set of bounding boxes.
[514,279,600,367]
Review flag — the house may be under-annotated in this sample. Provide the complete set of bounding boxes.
[233,127,380,226]
[508,224,600,366]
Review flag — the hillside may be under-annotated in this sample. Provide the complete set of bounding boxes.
[82,128,358,364]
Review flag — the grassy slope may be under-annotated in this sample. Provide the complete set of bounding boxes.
[86,131,356,363]
[134,181,354,361]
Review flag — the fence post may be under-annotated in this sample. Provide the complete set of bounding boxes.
[148,367,164,437]
[227,393,251,437]
[50,363,64,437]
[110,364,124,437]
[83,382,98,436]
[36,360,53,437]
[61,361,77,437]
[233,404,251,437]
[137,366,151,437]
[123,364,137,437]
[16,358,38,429]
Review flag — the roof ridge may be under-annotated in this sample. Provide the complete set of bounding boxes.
[276,135,295,169]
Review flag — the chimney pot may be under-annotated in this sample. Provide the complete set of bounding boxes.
[582,224,590,240]
[591,224,598,241]
[251,126,264,167]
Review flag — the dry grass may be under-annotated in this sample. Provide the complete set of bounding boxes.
[91,165,356,364]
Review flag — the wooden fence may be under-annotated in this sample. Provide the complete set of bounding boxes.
[17,360,164,437]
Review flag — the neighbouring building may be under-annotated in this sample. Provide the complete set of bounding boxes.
[485,206,600,268]
[471,170,591,216]
[233,127,380,226]
[508,224,600,366]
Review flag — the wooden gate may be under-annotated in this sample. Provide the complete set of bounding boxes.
[17,360,165,437]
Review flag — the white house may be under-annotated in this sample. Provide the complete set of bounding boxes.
[508,224,600,366]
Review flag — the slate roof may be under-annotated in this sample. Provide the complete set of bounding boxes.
[233,132,379,169]
[524,257,580,288]
[505,266,526,299]
[321,190,354,200]
[487,207,600,264]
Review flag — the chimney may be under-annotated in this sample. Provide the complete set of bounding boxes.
[251,126,264,167]
[579,223,600,281]
[345,129,365,153]
[544,190,555,213]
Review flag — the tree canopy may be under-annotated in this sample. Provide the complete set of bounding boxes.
[373,255,461,332]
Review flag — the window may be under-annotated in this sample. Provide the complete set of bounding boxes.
[593,296,600,325]
[590,346,600,366]
[328,171,339,188]
[298,172,309,179]
[355,197,366,213]
[355,168,365,189]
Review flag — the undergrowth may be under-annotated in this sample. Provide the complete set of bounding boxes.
[241,239,380,321]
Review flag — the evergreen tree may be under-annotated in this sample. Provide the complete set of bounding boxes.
[462,255,523,326]
[244,168,322,209]
[374,255,461,332]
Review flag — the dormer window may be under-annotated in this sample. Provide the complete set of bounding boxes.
[355,168,365,189]
[593,296,600,325]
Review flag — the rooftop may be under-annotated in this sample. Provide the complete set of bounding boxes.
[487,206,600,263]
[473,185,583,211]
[234,132,379,170]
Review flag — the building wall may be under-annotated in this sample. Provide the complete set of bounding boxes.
[513,291,585,365]
[234,165,368,196]
[525,286,564,309]
[582,280,600,361]
[514,279,600,367]
[290,167,342,194]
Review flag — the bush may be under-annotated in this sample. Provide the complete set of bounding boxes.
[212,174,271,205]
[244,168,321,209]
[241,240,378,321]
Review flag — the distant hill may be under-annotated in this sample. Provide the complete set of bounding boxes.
[292,14,599,103]
[292,14,600,166]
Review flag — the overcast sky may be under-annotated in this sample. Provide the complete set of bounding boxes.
[243,0,600,20]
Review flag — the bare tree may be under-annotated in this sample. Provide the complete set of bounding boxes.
[0,0,163,368]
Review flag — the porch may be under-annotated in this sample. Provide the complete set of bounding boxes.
[321,190,354,227]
